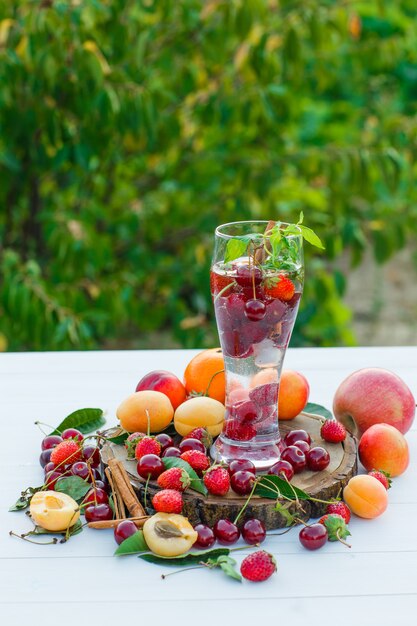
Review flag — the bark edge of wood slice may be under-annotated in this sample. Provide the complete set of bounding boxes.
[101,412,357,530]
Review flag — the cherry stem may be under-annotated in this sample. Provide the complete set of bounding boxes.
[336,528,351,549]
[204,368,225,397]
[34,421,60,435]
[213,281,236,302]
[161,563,207,579]
[9,531,58,545]
[143,475,151,510]
[233,478,259,526]
[269,525,296,536]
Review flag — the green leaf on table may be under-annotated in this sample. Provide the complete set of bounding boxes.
[274,501,297,527]
[55,476,91,501]
[49,408,105,436]
[9,486,42,512]
[255,475,310,500]
[304,402,333,420]
[114,530,149,556]
[224,239,247,263]
[139,547,229,566]
[162,457,207,495]
[211,555,242,582]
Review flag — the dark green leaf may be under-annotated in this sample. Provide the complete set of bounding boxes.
[105,429,129,445]
[255,475,310,500]
[304,402,333,420]
[55,476,91,502]
[50,408,105,436]
[224,239,247,263]
[114,530,149,556]
[9,487,42,512]
[162,457,207,495]
[139,547,229,566]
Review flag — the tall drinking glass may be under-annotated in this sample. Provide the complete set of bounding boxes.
[210,220,304,471]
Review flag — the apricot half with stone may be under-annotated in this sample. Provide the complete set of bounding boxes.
[29,491,80,531]
[143,512,198,557]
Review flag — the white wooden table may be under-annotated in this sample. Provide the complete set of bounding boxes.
[1,347,416,626]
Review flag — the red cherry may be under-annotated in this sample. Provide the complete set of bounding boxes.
[241,518,266,544]
[82,445,101,467]
[213,519,240,545]
[44,462,65,475]
[306,447,330,471]
[268,460,294,481]
[44,471,62,490]
[114,520,137,545]
[71,461,90,480]
[244,299,266,321]
[39,449,53,468]
[136,454,164,479]
[179,438,206,454]
[94,480,107,492]
[230,470,256,496]
[299,524,328,550]
[83,488,109,505]
[41,435,63,451]
[293,440,310,454]
[235,265,262,288]
[284,430,311,447]
[155,433,174,452]
[84,503,113,523]
[280,446,307,473]
[162,447,181,459]
[228,459,256,476]
[193,524,216,549]
[61,428,84,443]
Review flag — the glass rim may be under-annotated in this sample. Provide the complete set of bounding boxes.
[215,220,302,240]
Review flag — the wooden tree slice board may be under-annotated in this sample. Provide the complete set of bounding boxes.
[101,412,357,530]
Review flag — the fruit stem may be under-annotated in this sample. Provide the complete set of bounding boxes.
[143,475,151,510]
[161,563,207,579]
[336,528,351,549]
[213,281,236,302]
[204,368,225,397]
[233,479,259,525]
[9,530,58,545]
[34,421,61,435]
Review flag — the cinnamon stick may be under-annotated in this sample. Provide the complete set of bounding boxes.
[107,458,146,517]
[105,466,126,519]
[88,516,149,529]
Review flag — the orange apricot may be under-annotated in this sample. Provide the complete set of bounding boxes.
[117,390,174,433]
[278,370,310,420]
[343,474,388,519]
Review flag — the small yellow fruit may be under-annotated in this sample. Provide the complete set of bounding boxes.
[143,513,198,557]
[174,396,225,437]
[117,390,174,433]
[29,491,80,531]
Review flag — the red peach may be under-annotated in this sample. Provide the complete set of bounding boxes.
[358,423,409,477]
[278,370,310,420]
[136,370,186,410]
[333,368,415,436]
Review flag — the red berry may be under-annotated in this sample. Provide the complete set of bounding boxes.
[249,383,278,407]
[61,428,84,443]
[193,524,215,549]
[50,440,82,467]
[292,440,310,454]
[204,466,230,496]
[265,275,295,302]
[136,454,164,479]
[39,449,53,468]
[154,433,174,452]
[84,503,113,523]
[299,524,328,550]
[213,519,240,545]
[244,299,266,321]
[82,445,101,467]
[230,470,255,496]
[284,429,311,447]
[162,447,181,459]
[240,550,277,582]
[180,450,210,474]
[152,489,183,514]
[179,438,206,454]
[306,447,330,471]
[135,436,161,460]
[125,432,146,459]
[268,460,294,481]
[228,459,256,476]
[187,428,213,448]
[224,420,256,441]
[114,520,137,545]
[157,467,191,492]
[318,514,351,545]
[44,471,62,490]
[41,435,63,451]
[320,420,347,443]
[281,446,306,473]
[368,470,391,490]
[235,265,262,288]
[70,461,90,480]
[83,488,109,505]
[44,462,64,475]
[241,518,266,545]
[326,501,351,523]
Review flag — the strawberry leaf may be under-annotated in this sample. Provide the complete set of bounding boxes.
[49,408,105,436]
[114,530,149,556]
[304,402,333,420]
[55,476,91,502]
[139,547,229,566]
[162,457,207,495]
[255,475,310,500]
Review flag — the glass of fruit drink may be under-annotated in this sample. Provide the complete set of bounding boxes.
[210,220,304,471]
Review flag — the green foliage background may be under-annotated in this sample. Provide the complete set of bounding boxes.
[1,0,416,351]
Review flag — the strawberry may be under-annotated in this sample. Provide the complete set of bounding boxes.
[368,469,391,490]
[50,440,82,467]
[320,420,346,443]
[125,432,145,459]
[224,420,256,441]
[326,501,351,523]
[187,427,213,448]
[240,550,277,582]
[157,467,190,492]
[265,275,295,302]
[249,383,278,407]
[152,489,183,514]
[203,466,230,496]
[210,272,235,296]
[180,450,210,474]
[318,514,351,546]
[135,436,161,460]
